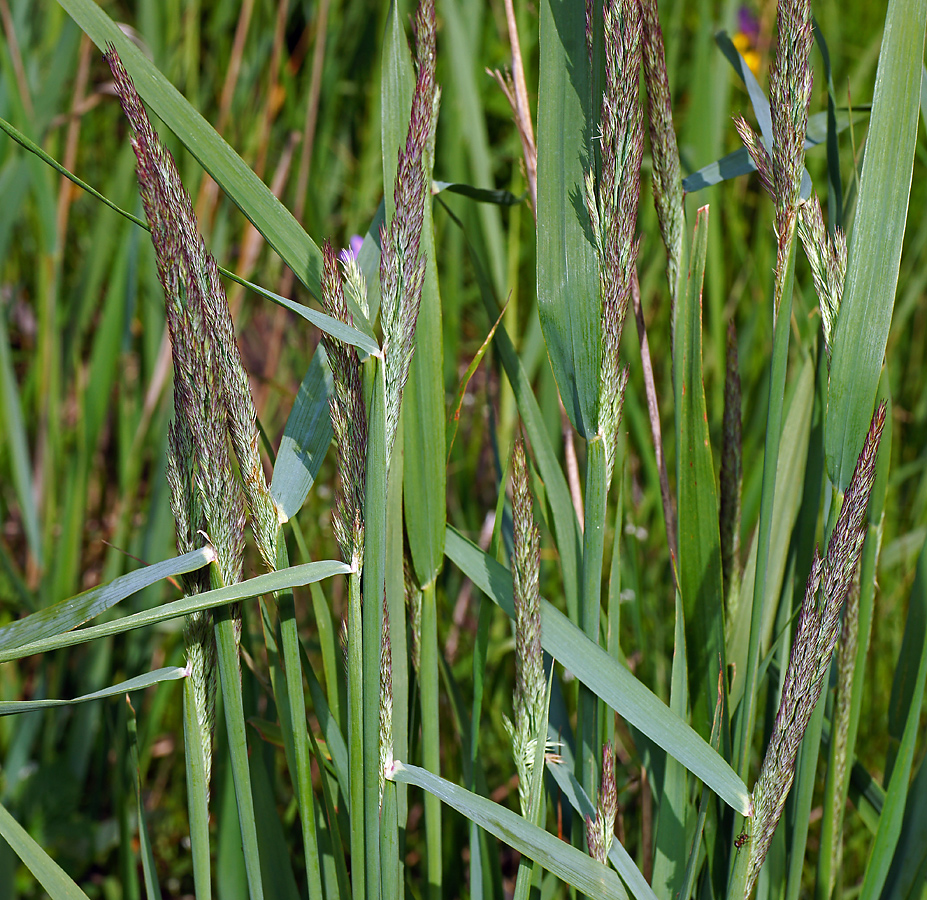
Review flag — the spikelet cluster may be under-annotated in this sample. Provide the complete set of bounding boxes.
[106,47,282,785]
[796,194,847,366]
[504,436,545,818]
[379,0,438,465]
[320,242,367,571]
[768,0,813,242]
[585,742,617,864]
[747,403,886,893]
[639,0,684,299]
[583,0,642,481]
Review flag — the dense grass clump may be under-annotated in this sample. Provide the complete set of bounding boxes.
[1,1,926,899]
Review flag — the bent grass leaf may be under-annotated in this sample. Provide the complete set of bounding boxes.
[0,667,187,716]
[545,752,658,900]
[0,547,213,653]
[0,560,350,662]
[0,800,90,900]
[444,526,751,815]
[388,760,629,900]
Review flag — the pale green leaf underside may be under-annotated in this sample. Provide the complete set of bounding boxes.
[0,547,212,653]
[388,760,629,900]
[0,667,187,716]
[0,560,350,663]
[271,345,334,521]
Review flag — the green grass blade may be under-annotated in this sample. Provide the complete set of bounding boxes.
[859,535,927,900]
[213,603,265,900]
[183,676,212,900]
[362,364,387,898]
[388,760,629,900]
[0,560,350,662]
[0,304,41,567]
[127,700,163,900]
[270,345,333,521]
[274,537,324,900]
[825,0,927,489]
[445,526,750,815]
[735,231,798,779]
[0,547,212,653]
[55,0,327,299]
[0,798,90,899]
[878,753,927,900]
[536,0,600,437]
[652,588,689,900]
[0,666,186,715]
[673,206,725,742]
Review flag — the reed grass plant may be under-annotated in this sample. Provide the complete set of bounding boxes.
[1,0,926,898]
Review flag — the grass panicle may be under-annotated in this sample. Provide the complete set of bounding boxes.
[585,0,642,479]
[506,434,544,819]
[107,47,248,778]
[769,0,814,250]
[379,0,437,465]
[823,557,861,894]
[640,0,685,299]
[733,115,775,201]
[748,402,886,892]
[320,241,368,570]
[585,742,617,865]
[797,193,847,364]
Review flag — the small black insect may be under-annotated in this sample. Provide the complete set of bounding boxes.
[734,831,749,850]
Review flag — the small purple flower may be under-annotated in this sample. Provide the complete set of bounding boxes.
[738,5,760,43]
[341,234,364,264]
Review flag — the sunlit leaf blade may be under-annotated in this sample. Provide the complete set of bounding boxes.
[0,667,187,716]
[673,207,725,741]
[825,0,927,489]
[444,526,750,815]
[55,0,326,298]
[536,0,600,438]
[0,547,212,653]
[0,799,90,899]
[271,346,333,521]
[388,761,629,900]
[0,560,351,662]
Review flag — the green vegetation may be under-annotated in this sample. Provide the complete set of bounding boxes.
[1,0,926,898]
